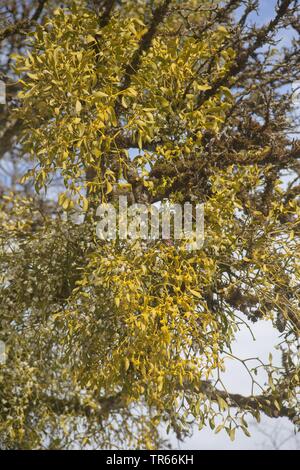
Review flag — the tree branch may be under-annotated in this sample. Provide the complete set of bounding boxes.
[41,381,298,425]
[0,0,47,42]
[196,0,295,108]
[118,0,171,94]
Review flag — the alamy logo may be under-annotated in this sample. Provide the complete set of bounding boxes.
[0,80,6,104]
[0,341,6,365]
[96,197,204,250]
[292,80,300,107]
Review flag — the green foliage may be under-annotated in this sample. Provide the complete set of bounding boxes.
[0,0,299,450]
[14,2,234,206]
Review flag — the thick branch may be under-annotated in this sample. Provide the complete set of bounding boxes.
[98,0,117,28]
[201,381,298,422]
[118,0,171,94]
[41,381,298,424]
